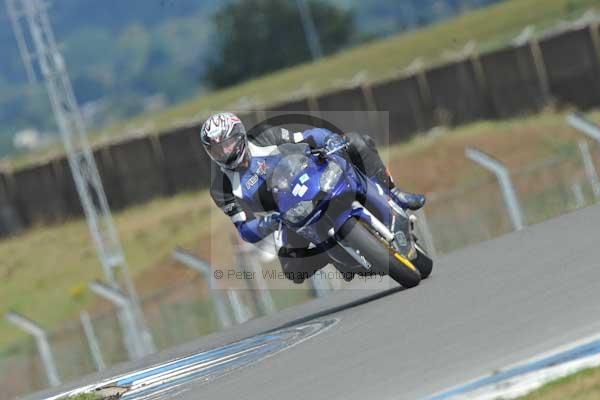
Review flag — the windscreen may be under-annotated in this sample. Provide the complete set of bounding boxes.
[268,143,311,194]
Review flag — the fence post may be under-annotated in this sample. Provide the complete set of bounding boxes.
[571,182,586,209]
[227,289,253,324]
[172,248,234,329]
[414,209,437,258]
[578,140,600,200]
[529,37,552,105]
[566,114,600,199]
[361,84,384,136]
[513,26,552,105]
[567,113,600,142]
[5,311,61,387]
[148,134,173,196]
[308,271,332,298]
[465,147,525,231]
[307,95,320,119]
[468,48,497,118]
[404,58,432,117]
[589,22,600,78]
[0,171,22,236]
[89,281,151,360]
[236,241,277,316]
[80,311,105,371]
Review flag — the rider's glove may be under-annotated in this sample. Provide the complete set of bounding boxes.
[324,134,347,154]
[257,213,282,236]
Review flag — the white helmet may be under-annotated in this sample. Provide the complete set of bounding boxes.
[200,112,248,170]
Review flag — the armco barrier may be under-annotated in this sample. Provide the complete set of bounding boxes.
[3,25,600,236]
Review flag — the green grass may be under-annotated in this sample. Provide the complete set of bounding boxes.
[518,367,600,399]
[60,394,101,400]
[9,0,600,168]
[1,108,598,350]
[0,191,223,348]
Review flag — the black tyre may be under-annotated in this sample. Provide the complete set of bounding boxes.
[338,219,421,288]
[413,244,433,279]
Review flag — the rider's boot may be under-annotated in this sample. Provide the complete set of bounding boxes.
[374,169,426,211]
[389,187,426,211]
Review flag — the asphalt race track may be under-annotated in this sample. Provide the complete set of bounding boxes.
[29,204,600,400]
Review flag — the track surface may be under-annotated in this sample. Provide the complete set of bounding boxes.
[30,204,600,400]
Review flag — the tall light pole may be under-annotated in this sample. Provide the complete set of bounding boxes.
[6,0,154,355]
[295,0,323,60]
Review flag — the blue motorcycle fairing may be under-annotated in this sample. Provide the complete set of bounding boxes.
[274,161,327,215]
[276,150,395,239]
[272,152,348,225]
[328,161,396,233]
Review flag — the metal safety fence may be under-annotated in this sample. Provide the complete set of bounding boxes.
[422,142,600,255]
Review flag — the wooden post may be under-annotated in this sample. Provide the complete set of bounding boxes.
[0,170,23,235]
[100,144,124,209]
[470,52,497,118]
[404,59,433,131]
[149,134,173,196]
[360,84,384,139]
[588,22,600,96]
[307,95,321,126]
[528,37,552,105]
[307,95,320,115]
[49,157,69,220]
[415,68,433,114]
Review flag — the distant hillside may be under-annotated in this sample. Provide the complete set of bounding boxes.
[0,0,502,158]
[0,0,220,157]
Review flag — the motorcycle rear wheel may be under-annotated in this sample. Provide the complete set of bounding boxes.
[338,219,421,288]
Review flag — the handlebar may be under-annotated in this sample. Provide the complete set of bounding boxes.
[310,142,349,157]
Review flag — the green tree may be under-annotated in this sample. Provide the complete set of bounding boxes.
[206,0,356,88]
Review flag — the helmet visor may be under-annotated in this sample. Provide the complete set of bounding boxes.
[206,131,247,168]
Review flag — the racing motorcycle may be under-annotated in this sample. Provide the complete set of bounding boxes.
[268,142,433,288]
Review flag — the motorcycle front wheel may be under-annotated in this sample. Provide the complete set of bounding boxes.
[337,218,421,288]
[413,243,433,279]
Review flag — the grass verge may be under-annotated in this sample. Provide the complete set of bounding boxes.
[518,366,600,399]
[60,395,101,400]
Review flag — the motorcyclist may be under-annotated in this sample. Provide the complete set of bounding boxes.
[200,112,425,282]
